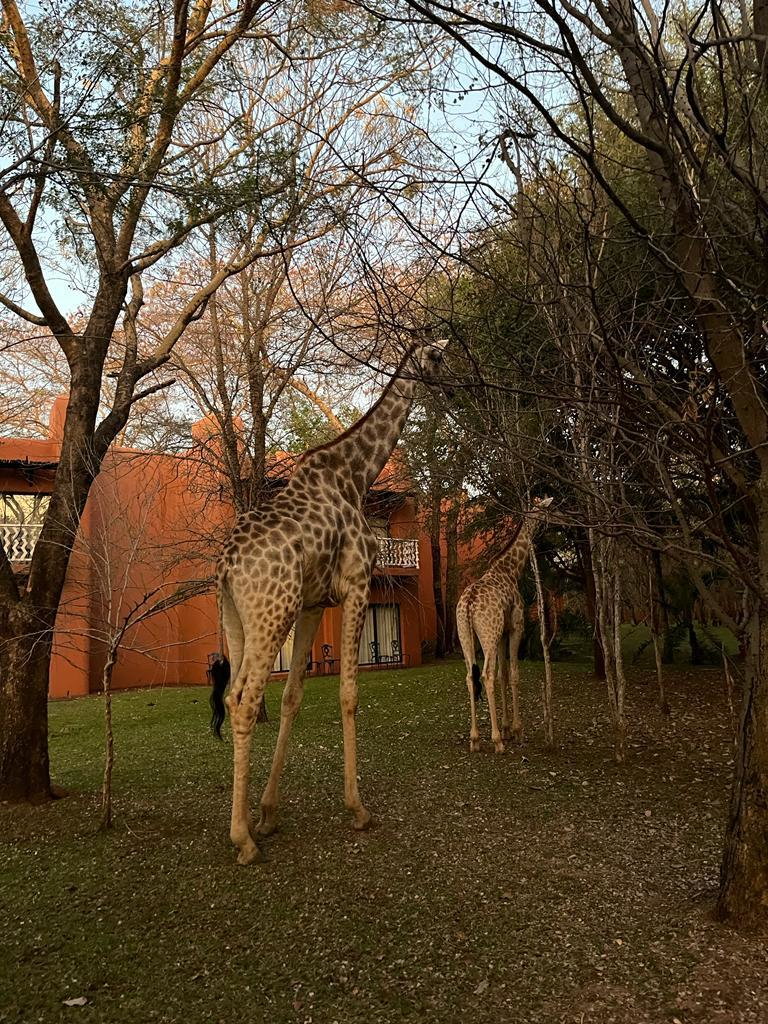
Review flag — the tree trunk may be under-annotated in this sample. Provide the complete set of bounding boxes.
[100,649,117,830]
[723,652,738,737]
[718,494,768,929]
[0,360,127,802]
[591,538,627,763]
[575,532,605,679]
[649,562,670,715]
[652,551,674,664]
[686,612,704,666]
[429,500,446,659]
[652,632,670,716]
[610,562,628,764]
[531,546,555,746]
[0,607,56,802]
[444,495,461,655]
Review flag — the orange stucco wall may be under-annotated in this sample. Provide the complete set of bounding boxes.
[2,401,438,698]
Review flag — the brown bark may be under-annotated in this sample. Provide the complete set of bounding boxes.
[718,494,768,929]
[651,632,670,717]
[756,0,768,64]
[0,331,132,802]
[100,649,117,830]
[0,606,56,801]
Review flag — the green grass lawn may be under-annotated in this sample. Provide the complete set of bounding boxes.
[2,661,767,1024]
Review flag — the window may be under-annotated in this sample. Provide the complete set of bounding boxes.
[359,603,402,665]
[0,494,49,562]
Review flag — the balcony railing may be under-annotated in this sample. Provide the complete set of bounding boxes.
[376,536,419,569]
[1,523,420,570]
[0,523,42,562]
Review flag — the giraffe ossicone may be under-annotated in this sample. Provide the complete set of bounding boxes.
[212,337,451,865]
[456,495,553,754]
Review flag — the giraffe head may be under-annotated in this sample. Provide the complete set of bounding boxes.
[408,336,453,395]
[531,495,554,520]
[413,336,449,378]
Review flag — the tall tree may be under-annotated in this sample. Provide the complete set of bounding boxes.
[0,0,431,802]
[389,0,768,928]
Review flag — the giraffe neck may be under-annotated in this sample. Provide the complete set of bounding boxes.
[301,350,417,498]
[494,519,538,583]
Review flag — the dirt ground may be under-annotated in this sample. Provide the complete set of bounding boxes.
[1,660,766,1023]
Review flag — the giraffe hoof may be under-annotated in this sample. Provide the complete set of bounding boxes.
[256,814,278,838]
[469,738,481,753]
[352,808,372,831]
[494,741,506,755]
[501,727,512,742]
[235,838,264,866]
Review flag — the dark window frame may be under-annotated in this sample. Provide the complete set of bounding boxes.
[359,602,402,666]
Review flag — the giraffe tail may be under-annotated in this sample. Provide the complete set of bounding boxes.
[472,663,483,702]
[209,656,231,739]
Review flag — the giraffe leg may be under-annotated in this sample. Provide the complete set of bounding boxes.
[498,637,511,742]
[257,607,323,837]
[221,584,244,685]
[220,588,255,838]
[508,605,524,743]
[467,666,481,754]
[228,679,266,866]
[481,640,505,754]
[339,587,372,830]
[457,602,481,752]
[226,621,294,865]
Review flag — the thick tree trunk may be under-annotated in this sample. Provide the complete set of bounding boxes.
[0,357,127,802]
[718,495,768,929]
[0,607,56,802]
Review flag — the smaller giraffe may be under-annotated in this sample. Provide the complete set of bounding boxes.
[456,496,553,753]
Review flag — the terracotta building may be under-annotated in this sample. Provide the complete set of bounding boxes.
[0,398,440,699]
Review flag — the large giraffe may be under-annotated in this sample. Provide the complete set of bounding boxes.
[456,496,553,754]
[211,338,450,864]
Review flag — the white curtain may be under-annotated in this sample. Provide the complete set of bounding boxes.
[358,604,401,664]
